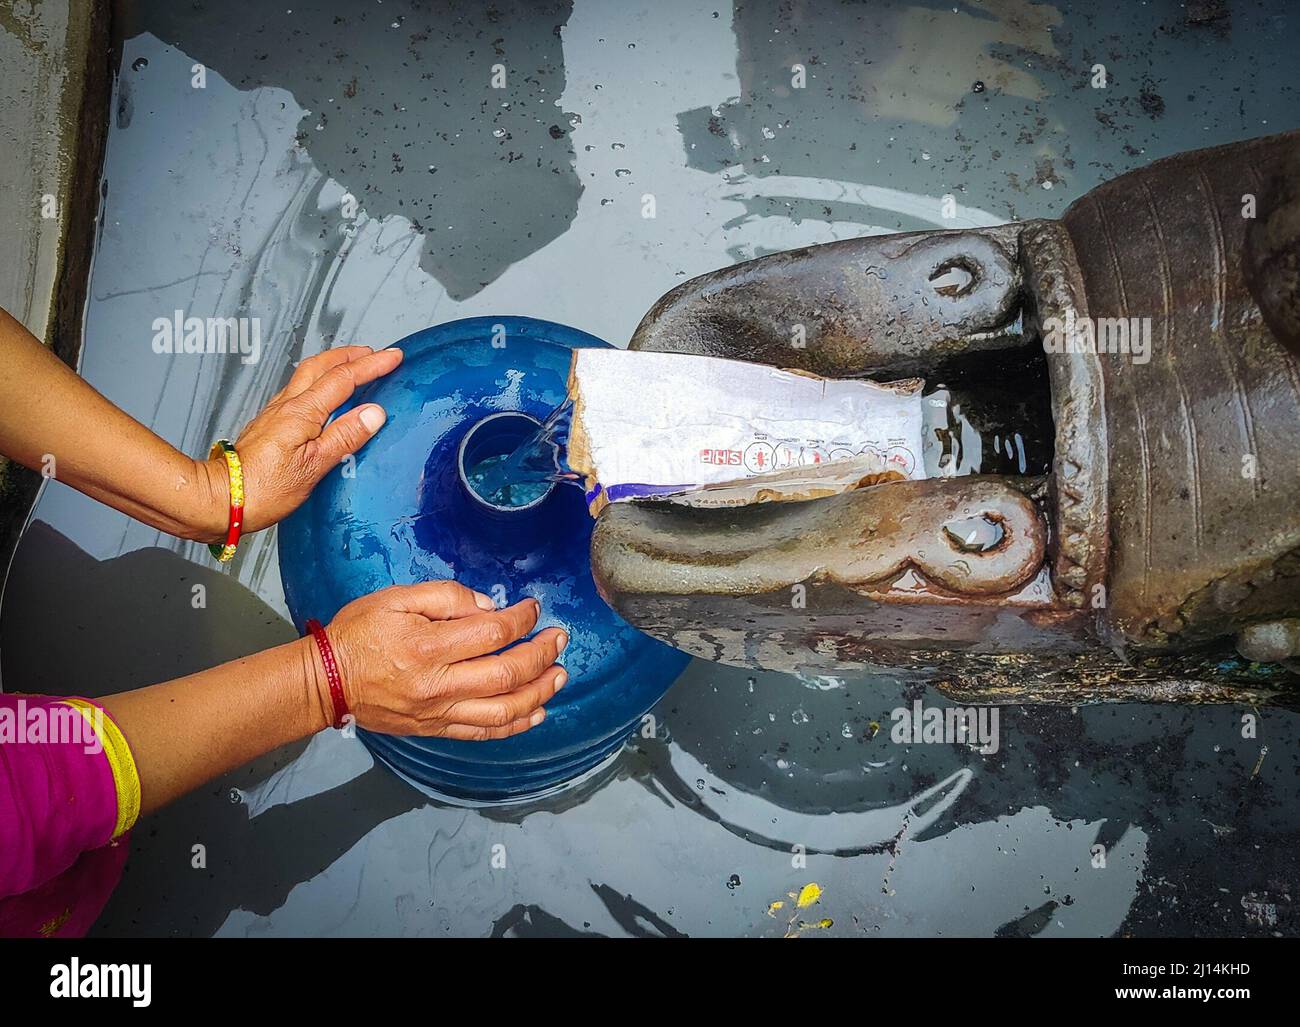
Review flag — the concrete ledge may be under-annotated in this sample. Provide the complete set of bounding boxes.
[0,0,110,579]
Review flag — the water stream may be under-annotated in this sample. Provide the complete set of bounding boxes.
[466,398,580,507]
[468,372,1052,509]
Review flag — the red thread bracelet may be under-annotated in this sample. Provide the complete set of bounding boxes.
[305,619,349,729]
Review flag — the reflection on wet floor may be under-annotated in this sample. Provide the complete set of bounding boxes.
[1,0,1296,936]
[119,0,584,302]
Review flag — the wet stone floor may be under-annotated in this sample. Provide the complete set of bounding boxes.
[1,0,1297,936]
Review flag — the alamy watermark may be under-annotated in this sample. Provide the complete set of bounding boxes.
[50,958,151,1007]
[890,699,1000,754]
[0,699,104,755]
[1042,310,1151,365]
[151,309,261,365]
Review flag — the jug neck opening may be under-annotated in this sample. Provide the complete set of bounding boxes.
[457,411,557,516]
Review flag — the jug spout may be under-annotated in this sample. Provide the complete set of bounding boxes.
[457,411,557,519]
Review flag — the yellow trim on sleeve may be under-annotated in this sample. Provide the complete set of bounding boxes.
[62,699,141,839]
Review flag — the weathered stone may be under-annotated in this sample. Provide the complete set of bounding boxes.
[0,0,109,579]
[596,130,1300,707]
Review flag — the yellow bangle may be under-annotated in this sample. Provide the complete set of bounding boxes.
[208,439,245,562]
[62,699,141,839]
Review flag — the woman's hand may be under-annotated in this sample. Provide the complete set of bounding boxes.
[199,345,404,540]
[97,580,566,817]
[310,581,568,740]
[0,310,403,544]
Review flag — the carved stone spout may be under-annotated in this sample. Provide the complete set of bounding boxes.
[590,130,1300,707]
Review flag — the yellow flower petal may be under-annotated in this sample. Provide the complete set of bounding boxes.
[796,883,822,908]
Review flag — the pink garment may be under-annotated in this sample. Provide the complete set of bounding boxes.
[0,694,130,936]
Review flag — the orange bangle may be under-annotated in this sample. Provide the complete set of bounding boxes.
[208,439,245,562]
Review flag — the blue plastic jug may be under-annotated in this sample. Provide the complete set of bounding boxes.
[278,317,690,802]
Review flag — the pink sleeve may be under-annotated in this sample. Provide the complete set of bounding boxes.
[0,695,130,899]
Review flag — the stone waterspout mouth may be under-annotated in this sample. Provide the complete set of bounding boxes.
[590,130,1300,709]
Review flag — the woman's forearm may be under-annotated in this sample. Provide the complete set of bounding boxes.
[99,637,331,815]
[0,308,226,543]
